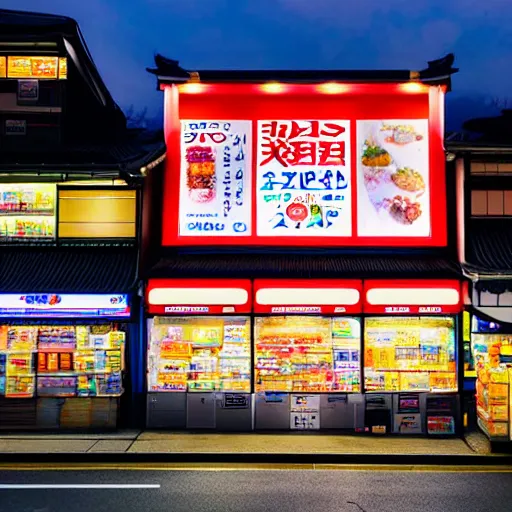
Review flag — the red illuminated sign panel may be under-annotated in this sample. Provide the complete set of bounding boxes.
[146,279,252,315]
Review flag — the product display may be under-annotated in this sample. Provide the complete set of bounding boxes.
[0,184,56,241]
[364,317,456,393]
[0,324,125,398]
[254,316,361,393]
[148,316,251,392]
[472,317,512,439]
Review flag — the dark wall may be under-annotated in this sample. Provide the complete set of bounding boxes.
[140,160,165,275]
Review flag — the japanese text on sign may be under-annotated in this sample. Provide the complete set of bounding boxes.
[256,120,351,237]
[179,120,252,237]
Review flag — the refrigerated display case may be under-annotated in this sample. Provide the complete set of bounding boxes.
[472,316,512,440]
[254,316,361,393]
[148,316,251,393]
[364,316,457,393]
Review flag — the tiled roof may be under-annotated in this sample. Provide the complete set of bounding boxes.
[0,248,138,293]
[147,251,461,280]
[0,138,165,173]
[465,218,512,274]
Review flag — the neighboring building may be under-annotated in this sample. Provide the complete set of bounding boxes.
[0,9,164,430]
[447,110,512,444]
[142,53,464,435]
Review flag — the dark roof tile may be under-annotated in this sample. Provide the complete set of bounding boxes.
[0,248,138,293]
[465,218,512,274]
[148,252,461,280]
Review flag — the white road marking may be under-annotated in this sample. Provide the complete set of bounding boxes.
[0,484,160,489]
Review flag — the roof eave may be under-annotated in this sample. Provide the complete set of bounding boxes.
[445,142,512,155]
[148,53,458,88]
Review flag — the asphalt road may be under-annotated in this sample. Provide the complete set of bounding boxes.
[0,466,511,512]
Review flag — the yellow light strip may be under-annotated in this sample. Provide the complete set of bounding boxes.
[0,463,510,473]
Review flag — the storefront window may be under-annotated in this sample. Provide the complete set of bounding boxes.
[364,316,457,393]
[0,324,124,398]
[254,316,361,393]
[472,316,512,438]
[147,316,251,393]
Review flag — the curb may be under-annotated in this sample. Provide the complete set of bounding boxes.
[1,453,512,465]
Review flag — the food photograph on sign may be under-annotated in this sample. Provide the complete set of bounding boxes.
[356,119,430,237]
[256,120,351,237]
[179,120,252,237]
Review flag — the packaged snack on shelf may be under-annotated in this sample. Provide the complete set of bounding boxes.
[37,376,77,397]
[6,375,35,397]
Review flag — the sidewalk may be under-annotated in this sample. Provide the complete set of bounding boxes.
[0,430,496,456]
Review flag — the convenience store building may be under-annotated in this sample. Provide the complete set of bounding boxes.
[143,54,463,435]
[0,10,165,430]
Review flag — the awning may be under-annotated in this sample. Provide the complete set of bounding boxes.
[254,279,361,314]
[146,278,252,315]
[148,252,462,280]
[363,279,462,314]
[0,248,138,294]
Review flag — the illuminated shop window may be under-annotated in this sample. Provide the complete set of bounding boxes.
[6,56,64,79]
[0,324,125,398]
[0,183,56,242]
[254,316,361,393]
[147,316,251,393]
[364,316,457,393]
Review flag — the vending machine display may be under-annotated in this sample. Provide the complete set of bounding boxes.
[254,316,361,393]
[364,317,457,393]
[147,316,251,393]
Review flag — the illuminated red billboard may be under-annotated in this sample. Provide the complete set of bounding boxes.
[161,81,447,247]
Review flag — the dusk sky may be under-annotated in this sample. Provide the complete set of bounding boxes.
[5,1,512,129]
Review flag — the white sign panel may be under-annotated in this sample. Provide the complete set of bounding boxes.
[256,120,351,237]
[179,120,252,237]
[0,294,129,318]
[356,119,430,237]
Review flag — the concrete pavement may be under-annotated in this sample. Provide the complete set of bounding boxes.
[0,430,484,455]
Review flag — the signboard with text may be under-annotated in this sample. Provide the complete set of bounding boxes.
[179,120,252,237]
[256,120,351,237]
[0,294,130,318]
